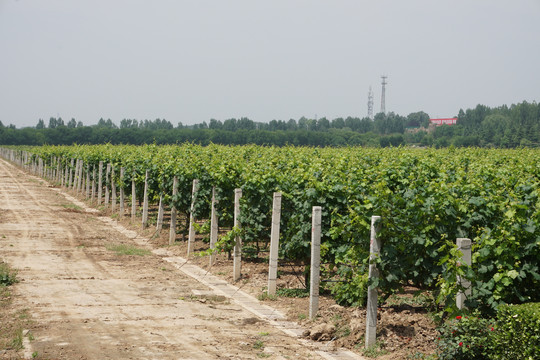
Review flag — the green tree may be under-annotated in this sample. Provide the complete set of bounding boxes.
[406,111,430,128]
[67,118,77,128]
[317,117,330,131]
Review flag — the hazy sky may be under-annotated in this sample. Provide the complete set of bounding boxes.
[1,0,539,128]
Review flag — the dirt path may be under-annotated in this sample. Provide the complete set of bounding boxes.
[0,159,329,360]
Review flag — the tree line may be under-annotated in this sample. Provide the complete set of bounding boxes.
[0,101,538,147]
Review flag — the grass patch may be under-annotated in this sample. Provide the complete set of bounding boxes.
[0,261,18,286]
[105,243,150,256]
[60,203,83,211]
[276,288,309,298]
[1,287,32,356]
[362,341,389,358]
[10,328,23,351]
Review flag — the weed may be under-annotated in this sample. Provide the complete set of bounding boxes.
[258,331,270,336]
[253,339,264,350]
[276,288,309,298]
[0,261,18,286]
[0,286,12,307]
[18,309,30,319]
[335,325,351,338]
[61,204,83,211]
[10,328,23,350]
[298,313,307,320]
[32,351,39,358]
[257,352,270,358]
[258,292,277,301]
[386,290,436,309]
[105,243,150,256]
[362,341,389,358]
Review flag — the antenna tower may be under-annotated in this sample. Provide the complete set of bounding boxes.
[380,75,387,114]
[367,86,374,119]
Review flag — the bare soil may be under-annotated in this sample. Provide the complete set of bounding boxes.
[0,158,438,359]
[145,235,439,359]
[0,159,324,359]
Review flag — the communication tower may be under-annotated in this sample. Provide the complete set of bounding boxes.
[367,86,374,119]
[380,75,388,114]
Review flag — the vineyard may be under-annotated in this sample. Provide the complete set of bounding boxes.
[3,144,539,315]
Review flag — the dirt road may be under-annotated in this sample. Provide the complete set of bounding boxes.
[0,158,327,359]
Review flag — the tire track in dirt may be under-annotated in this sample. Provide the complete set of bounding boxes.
[0,159,326,359]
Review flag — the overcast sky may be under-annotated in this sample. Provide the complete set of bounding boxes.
[1,0,539,128]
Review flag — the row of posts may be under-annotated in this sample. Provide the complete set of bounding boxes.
[0,148,472,350]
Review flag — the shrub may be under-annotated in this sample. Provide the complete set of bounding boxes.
[491,302,540,360]
[436,313,493,360]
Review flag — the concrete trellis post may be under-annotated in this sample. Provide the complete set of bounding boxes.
[209,187,219,266]
[77,160,83,193]
[142,170,149,229]
[119,167,125,216]
[56,161,61,184]
[70,159,76,189]
[169,176,179,245]
[156,194,164,232]
[267,192,282,296]
[131,173,137,221]
[111,166,117,212]
[233,188,243,281]
[456,238,472,309]
[63,161,69,187]
[85,165,90,199]
[309,206,322,320]
[186,179,200,257]
[105,163,111,207]
[365,215,382,349]
[68,158,74,189]
[91,167,96,203]
[80,162,85,194]
[97,161,103,205]
[72,159,78,190]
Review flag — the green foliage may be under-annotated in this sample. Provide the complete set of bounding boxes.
[331,273,368,307]
[436,313,493,359]
[14,144,540,314]
[435,240,475,317]
[2,100,539,147]
[198,226,241,256]
[0,262,17,286]
[491,303,540,359]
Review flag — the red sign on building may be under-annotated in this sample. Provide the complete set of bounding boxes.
[430,118,457,126]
